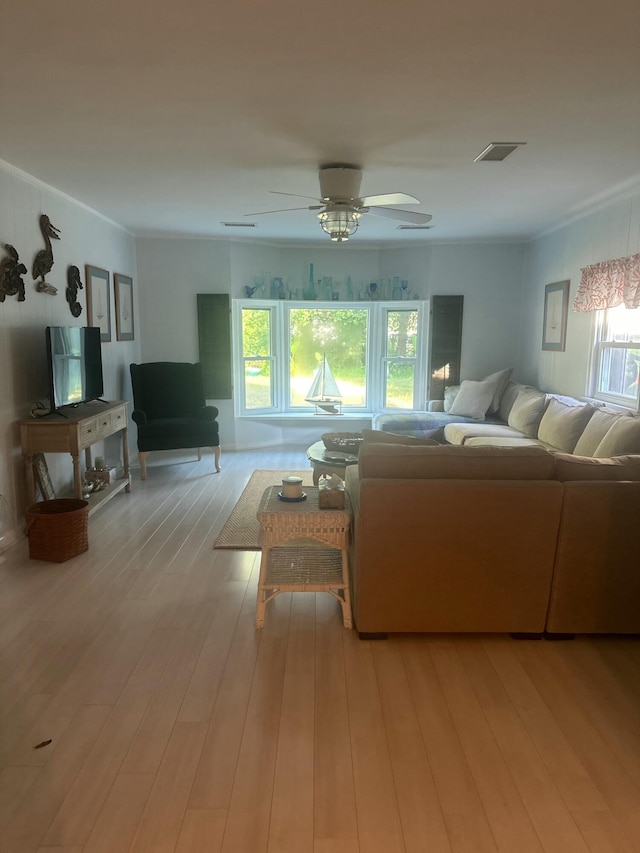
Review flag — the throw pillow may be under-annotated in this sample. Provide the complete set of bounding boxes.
[482,367,513,414]
[448,379,496,420]
[443,385,460,413]
[507,388,548,438]
[497,381,524,423]
[361,429,439,446]
[573,409,631,456]
[537,398,595,453]
[593,416,640,457]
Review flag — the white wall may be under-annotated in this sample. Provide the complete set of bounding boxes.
[521,190,640,397]
[382,243,526,379]
[136,237,527,450]
[0,162,139,549]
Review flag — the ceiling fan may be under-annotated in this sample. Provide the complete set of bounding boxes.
[246,164,433,242]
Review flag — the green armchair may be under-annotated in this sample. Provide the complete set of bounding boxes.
[130,361,221,480]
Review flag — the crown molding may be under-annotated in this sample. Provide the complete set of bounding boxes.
[0,158,134,236]
[533,173,640,241]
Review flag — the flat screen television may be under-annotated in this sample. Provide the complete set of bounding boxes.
[46,326,104,412]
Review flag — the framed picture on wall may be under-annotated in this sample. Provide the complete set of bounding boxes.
[542,280,570,351]
[85,265,111,342]
[114,273,135,341]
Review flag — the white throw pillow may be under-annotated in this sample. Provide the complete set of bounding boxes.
[448,379,496,420]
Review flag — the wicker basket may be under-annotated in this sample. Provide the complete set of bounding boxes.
[321,431,364,454]
[25,499,89,563]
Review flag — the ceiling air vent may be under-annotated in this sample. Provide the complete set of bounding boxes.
[222,222,256,228]
[473,142,526,162]
[397,225,433,230]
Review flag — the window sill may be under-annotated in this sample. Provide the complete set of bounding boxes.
[236,412,373,422]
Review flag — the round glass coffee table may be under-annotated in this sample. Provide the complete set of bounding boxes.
[306,440,359,485]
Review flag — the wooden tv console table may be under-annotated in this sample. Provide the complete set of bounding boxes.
[19,400,131,516]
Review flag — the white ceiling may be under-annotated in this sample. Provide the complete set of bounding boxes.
[2,0,640,245]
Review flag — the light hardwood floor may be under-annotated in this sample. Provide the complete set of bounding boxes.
[1,447,640,852]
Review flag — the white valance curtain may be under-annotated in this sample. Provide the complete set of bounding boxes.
[573,252,640,312]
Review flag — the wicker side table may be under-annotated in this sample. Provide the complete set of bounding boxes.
[255,485,352,629]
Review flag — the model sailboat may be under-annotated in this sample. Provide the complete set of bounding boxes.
[305,355,343,415]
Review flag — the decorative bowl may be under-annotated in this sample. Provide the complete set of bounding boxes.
[321,431,364,454]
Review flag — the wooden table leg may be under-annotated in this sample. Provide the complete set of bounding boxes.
[72,454,82,499]
[24,453,35,505]
[122,425,131,491]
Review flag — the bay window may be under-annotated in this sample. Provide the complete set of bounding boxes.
[233,300,428,416]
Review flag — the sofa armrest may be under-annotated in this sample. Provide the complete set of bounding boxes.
[132,408,148,426]
[427,400,445,412]
[196,405,219,421]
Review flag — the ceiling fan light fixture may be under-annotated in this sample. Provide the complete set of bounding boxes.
[317,206,361,242]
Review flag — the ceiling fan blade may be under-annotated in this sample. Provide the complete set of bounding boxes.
[245,205,322,216]
[270,190,323,203]
[366,207,433,224]
[359,192,420,207]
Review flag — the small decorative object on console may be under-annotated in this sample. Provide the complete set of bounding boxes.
[85,466,117,487]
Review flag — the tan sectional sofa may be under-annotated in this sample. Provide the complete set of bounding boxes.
[442,382,640,457]
[374,378,640,458]
[345,441,640,637]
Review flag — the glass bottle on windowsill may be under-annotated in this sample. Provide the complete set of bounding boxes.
[304,263,317,300]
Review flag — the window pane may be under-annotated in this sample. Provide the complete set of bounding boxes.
[386,362,415,408]
[289,308,368,407]
[605,304,640,342]
[386,310,418,357]
[599,346,640,399]
[242,308,271,356]
[244,359,272,408]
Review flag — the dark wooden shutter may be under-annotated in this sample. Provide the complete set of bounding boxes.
[197,293,232,399]
[428,295,464,400]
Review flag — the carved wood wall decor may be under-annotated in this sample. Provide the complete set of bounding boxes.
[66,265,84,317]
[0,243,27,302]
[32,214,60,294]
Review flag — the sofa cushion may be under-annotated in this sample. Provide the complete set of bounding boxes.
[507,388,549,437]
[482,367,513,414]
[594,415,640,457]
[537,398,595,453]
[573,409,631,456]
[552,453,640,481]
[448,379,497,419]
[362,429,440,446]
[444,422,528,445]
[357,443,555,481]
[464,436,548,448]
[497,381,525,422]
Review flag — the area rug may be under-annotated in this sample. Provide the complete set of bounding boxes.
[214,469,313,549]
